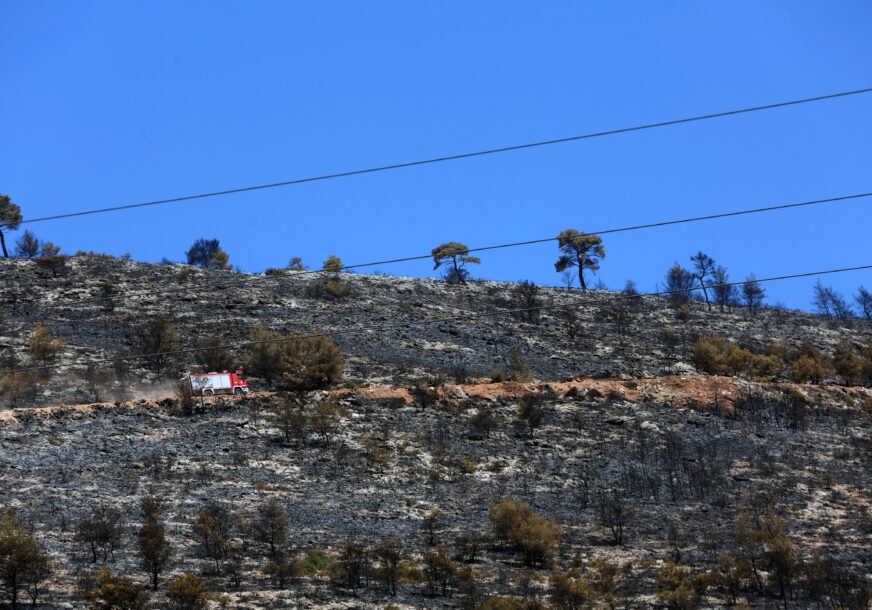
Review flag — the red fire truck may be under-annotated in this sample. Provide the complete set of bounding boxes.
[181,371,250,396]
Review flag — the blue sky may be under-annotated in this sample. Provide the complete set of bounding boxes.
[1,2,870,309]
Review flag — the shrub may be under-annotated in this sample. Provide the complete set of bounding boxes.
[263,553,298,589]
[166,572,207,610]
[792,354,827,384]
[244,328,344,389]
[507,348,532,382]
[833,341,862,385]
[691,336,783,380]
[470,405,498,438]
[513,280,541,323]
[323,279,350,298]
[516,394,545,437]
[550,570,595,609]
[322,255,343,272]
[27,324,63,372]
[656,561,701,610]
[83,567,147,610]
[488,499,561,567]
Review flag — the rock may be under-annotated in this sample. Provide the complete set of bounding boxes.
[451,387,468,400]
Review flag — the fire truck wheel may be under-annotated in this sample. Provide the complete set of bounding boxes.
[203,389,214,396]
[233,387,243,395]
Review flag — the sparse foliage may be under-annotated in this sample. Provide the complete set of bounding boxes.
[0,510,51,609]
[690,251,716,310]
[0,194,23,258]
[554,229,604,291]
[665,264,696,307]
[431,242,480,284]
[13,231,39,258]
[27,323,63,373]
[741,275,765,316]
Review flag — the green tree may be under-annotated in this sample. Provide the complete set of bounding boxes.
[14,231,39,258]
[244,329,344,390]
[689,251,716,310]
[554,229,604,291]
[0,510,51,609]
[138,498,171,591]
[742,275,765,317]
[137,317,179,373]
[0,195,23,258]
[322,255,343,272]
[665,263,696,307]
[375,538,403,596]
[185,238,230,270]
[254,499,288,558]
[431,242,480,284]
[192,505,232,573]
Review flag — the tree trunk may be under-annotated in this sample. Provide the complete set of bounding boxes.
[698,277,711,309]
[0,229,8,257]
[577,262,586,291]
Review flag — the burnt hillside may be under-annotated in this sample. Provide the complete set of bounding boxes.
[1,255,869,407]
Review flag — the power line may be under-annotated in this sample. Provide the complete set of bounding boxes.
[6,263,870,375]
[12,190,871,315]
[7,86,872,231]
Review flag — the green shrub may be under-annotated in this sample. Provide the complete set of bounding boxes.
[244,328,344,389]
[166,572,207,610]
[488,499,561,567]
[83,567,147,610]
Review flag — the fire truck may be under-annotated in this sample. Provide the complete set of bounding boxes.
[181,371,250,396]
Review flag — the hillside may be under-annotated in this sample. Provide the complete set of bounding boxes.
[1,255,871,609]
[2,255,869,406]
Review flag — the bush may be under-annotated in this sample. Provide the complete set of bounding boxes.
[792,354,827,384]
[507,349,532,382]
[550,570,594,609]
[656,561,701,610]
[244,328,344,390]
[516,394,545,437]
[83,567,147,610]
[832,341,862,384]
[691,336,783,380]
[166,572,207,610]
[323,279,350,298]
[27,324,63,372]
[488,499,561,567]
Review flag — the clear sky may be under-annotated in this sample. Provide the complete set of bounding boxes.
[1,2,870,309]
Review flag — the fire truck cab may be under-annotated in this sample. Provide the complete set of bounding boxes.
[181,371,250,396]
